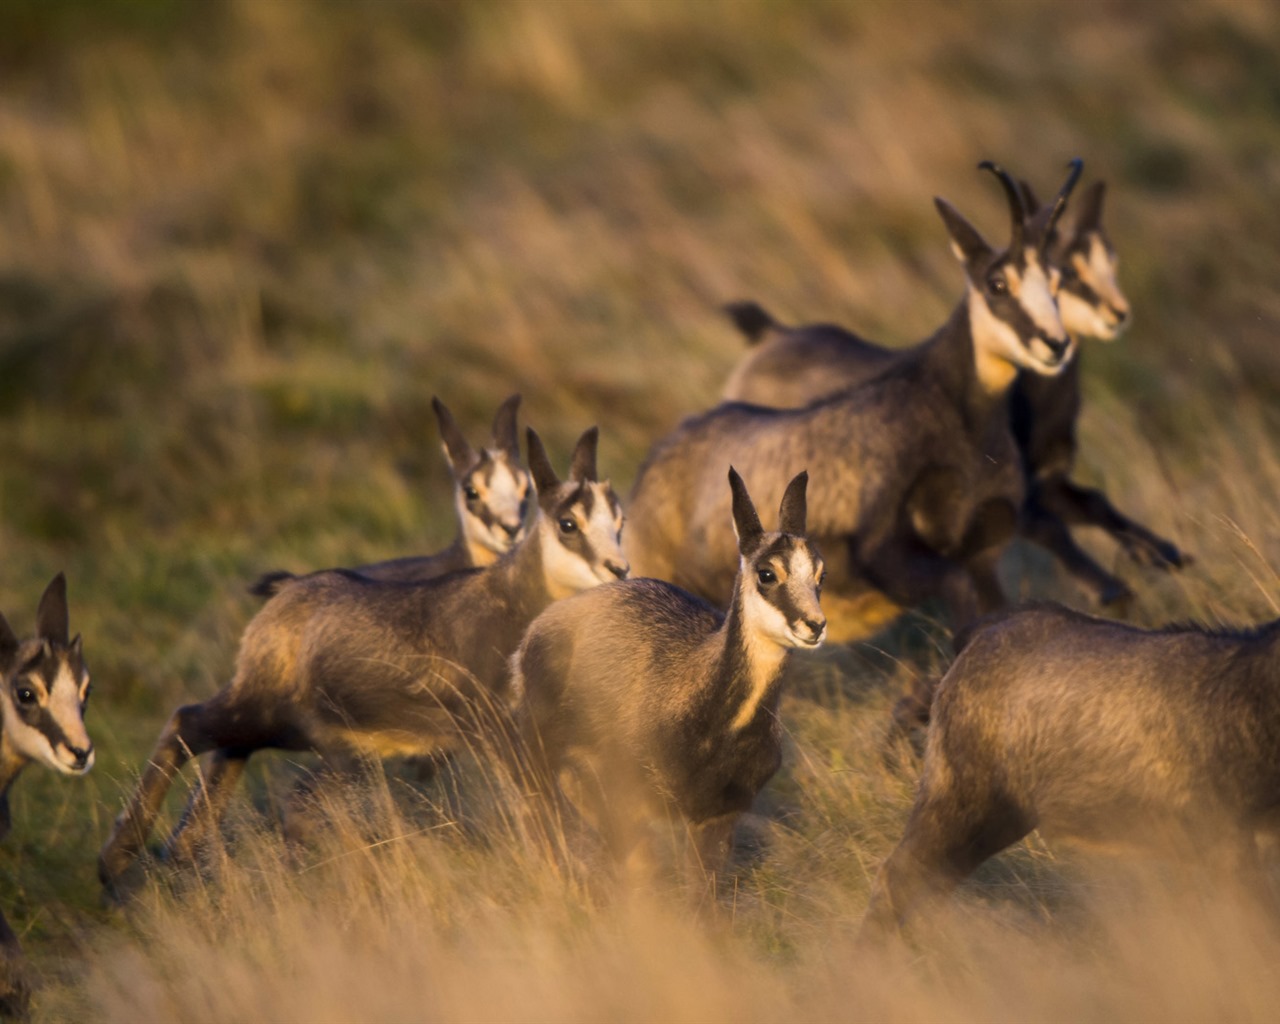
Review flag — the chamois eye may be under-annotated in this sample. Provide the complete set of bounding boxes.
[818,570,827,587]
[986,274,1008,297]
[757,568,776,586]
[15,687,36,706]
[558,518,578,534]
[463,485,480,501]
[82,683,93,705]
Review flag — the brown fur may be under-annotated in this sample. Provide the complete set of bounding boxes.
[99,427,625,895]
[863,603,1280,934]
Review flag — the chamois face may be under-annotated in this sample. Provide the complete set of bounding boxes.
[739,536,827,649]
[1031,179,1130,343]
[1055,231,1130,342]
[0,575,94,776]
[730,468,826,650]
[454,448,533,557]
[435,394,533,559]
[527,426,629,600]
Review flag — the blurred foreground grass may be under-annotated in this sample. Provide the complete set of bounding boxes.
[1,0,1280,1018]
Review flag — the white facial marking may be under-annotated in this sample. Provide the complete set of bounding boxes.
[458,452,531,561]
[969,257,1074,391]
[1018,248,1069,342]
[540,483,628,599]
[3,663,93,776]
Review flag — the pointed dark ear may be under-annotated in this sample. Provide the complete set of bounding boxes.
[1074,180,1106,234]
[778,471,809,536]
[70,634,83,659]
[432,396,475,476]
[0,612,18,669]
[491,394,522,461]
[525,427,560,496]
[728,467,763,555]
[568,426,599,483]
[36,573,69,646]
[935,197,993,269]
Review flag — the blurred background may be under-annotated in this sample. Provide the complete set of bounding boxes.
[2,0,1280,1015]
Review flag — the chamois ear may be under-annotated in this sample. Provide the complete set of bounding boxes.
[778,471,809,537]
[525,427,560,496]
[491,394,522,462]
[934,197,993,270]
[568,426,599,483]
[0,612,18,670]
[432,397,476,477]
[728,467,763,554]
[1074,180,1106,235]
[36,572,69,646]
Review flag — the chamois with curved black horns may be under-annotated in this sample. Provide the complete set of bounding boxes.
[722,173,1186,606]
[0,574,94,1015]
[862,602,1280,936]
[1010,180,1187,604]
[512,468,824,883]
[250,394,531,597]
[99,426,628,893]
[626,160,1081,640]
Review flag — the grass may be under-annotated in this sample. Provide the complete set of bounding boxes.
[1,0,1280,1018]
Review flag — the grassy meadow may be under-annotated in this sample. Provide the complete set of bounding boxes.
[3,0,1280,1018]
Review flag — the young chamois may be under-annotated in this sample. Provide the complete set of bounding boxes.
[626,161,1081,640]
[722,175,1186,606]
[511,469,824,883]
[250,394,531,596]
[0,575,94,1015]
[862,603,1280,935]
[98,426,628,893]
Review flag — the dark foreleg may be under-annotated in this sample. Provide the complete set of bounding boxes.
[161,749,251,868]
[1035,477,1188,570]
[858,538,982,632]
[99,696,260,892]
[1021,492,1133,606]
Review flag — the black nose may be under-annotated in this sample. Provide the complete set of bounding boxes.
[68,744,92,770]
[1112,307,1129,325]
[501,523,522,540]
[606,560,630,580]
[802,617,826,637]
[1043,335,1070,359]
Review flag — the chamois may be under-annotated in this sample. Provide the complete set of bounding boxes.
[626,161,1081,639]
[862,603,1280,935]
[722,175,1186,606]
[99,426,628,893]
[250,394,531,596]
[511,469,824,881]
[0,575,94,1015]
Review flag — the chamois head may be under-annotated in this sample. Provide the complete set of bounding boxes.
[1032,179,1130,342]
[434,394,533,559]
[936,159,1083,383]
[0,574,94,776]
[729,468,826,649]
[526,426,629,598]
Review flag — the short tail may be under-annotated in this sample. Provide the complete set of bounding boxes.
[723,301,778,345]
[247,570,298,599]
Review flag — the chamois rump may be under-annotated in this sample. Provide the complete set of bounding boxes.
[0,575,94,1016]
[98,426,628,894]
[722,174,1186,606]
[625,161,1081,640]
[512,469,824,882]
[251,393,531,596]
[864,602,1280,935]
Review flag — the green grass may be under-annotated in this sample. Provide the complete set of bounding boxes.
[1,0,1280,1017]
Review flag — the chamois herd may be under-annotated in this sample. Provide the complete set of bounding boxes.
[6,154,1277,1009]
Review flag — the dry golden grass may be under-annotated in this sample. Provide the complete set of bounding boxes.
[1,0,1280,1018]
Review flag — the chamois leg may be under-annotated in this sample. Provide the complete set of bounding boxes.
[859,539,982,631]
[1020,491,1132,607]
[686,812,739,900]
[1036,477,1188,570]
[0,909,30,1019]
[860,782,1033,938]
[161,749,250,868]
[99,695,262,892]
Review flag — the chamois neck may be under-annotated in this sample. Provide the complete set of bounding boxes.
[720,579,789,733]
[463,532,501,568]
[924,298,1011,421]
[484,521,553,610]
